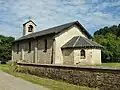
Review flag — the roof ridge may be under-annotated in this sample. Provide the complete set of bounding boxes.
[13,21,91,42]
[81,36,93,46]
[23,20,37,26]
[73,36,80,47]
[41,21,78,31]
[26,21,78,35]
[16,21,78,39]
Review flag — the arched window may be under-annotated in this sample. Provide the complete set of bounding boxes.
[80,49,85,59]
[28,25,33,32]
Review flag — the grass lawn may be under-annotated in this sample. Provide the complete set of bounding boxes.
[100,63,120,67]
[77,63,120,68]
[0,64,98,90]
[0,64,9,71]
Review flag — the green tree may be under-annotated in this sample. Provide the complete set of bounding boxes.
[94,29,120,62]
[0,35,15,63]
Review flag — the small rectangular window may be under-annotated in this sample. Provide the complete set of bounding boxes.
[44,39,47,52]
[17,44,19,54]
[28,42,31,53]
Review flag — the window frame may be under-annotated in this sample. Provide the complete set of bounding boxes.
[80,49,85,59]
[28,25,33,32]
[44,39,47,52]
[28,42,31,53]
[17,44,19,54]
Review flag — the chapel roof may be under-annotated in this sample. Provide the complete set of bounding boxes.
[23,20,37,26]
[62,36,103,49]
[13,21,92,42]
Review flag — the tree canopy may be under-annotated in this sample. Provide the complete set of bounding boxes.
[94,24,120,62]
[0,35,15,63]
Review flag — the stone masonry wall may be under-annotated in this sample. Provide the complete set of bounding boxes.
[17,63,120,90]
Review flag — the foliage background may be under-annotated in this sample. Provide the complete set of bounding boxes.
[93,24,120,62]
[0,35,15,62]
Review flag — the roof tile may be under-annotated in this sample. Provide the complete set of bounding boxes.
[13,21,91,42]
[62,36,103,48]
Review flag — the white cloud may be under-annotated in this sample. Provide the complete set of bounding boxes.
[0,0,120,38]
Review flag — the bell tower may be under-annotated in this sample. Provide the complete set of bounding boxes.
[23,18,37,36]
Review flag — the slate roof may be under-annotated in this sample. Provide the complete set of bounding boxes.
[13,21,92,42]
[62,36,103,49]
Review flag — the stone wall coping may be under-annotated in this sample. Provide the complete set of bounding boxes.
[17,62,120,72]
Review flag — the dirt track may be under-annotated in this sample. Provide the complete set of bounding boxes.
[0,72,50,90]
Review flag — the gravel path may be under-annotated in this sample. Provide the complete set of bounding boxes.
[0,72,50,90]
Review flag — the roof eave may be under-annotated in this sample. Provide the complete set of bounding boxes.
[75,21,92,39]
[13,32,55,43]
[61,46,103,49]
[23,20,37,26]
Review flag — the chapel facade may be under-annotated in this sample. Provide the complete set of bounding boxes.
[12,20,102,65]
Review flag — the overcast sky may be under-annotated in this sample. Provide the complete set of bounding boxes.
[0,0,120,38]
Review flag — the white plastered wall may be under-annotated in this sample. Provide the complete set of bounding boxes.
[91,49,102,64]
[62,49,74,65]
[74,49,93,65]
[74,49,101,65]
[12,50,21,61]
[54,25,87,64]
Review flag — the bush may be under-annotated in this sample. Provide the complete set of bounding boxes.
[1,61,6,64]
[7,60,17,66]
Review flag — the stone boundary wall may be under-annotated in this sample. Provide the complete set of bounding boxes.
[17,63,120,90]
